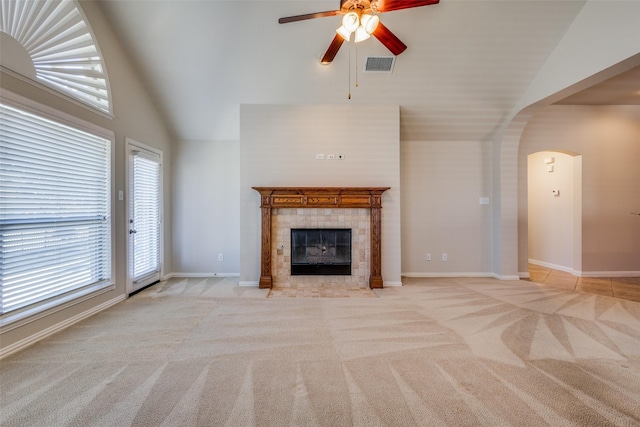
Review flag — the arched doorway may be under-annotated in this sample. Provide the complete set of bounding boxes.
[527,151,582,276]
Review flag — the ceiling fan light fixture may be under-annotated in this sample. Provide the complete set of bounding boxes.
[354,26,371,43]
[342,12,359,32]
[336,25,352,41]
[361,14,379,34]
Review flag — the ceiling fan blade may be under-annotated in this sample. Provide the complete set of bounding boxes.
[375,0,439,13]
[278,10,340,24]
[372,22,407,56]
[320,35,345,64]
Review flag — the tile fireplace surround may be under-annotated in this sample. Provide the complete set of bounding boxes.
[274,209,368,287]
[252,187,390,289]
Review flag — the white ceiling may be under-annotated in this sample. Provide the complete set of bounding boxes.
[554,65,640,106]
[96,0,638,142]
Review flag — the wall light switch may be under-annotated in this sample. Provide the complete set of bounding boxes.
[218,253,224,261]
[552,189,560,197]
[118,190,124,201]
[479,197,490,205]
[547,165,554,173]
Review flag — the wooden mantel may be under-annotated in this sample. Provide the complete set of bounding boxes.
[252,187,390,289]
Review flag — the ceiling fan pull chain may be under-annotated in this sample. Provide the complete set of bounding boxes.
[347,40,352,99]
[355,44,359,88]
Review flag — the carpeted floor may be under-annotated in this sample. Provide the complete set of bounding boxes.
[1,276,639,426]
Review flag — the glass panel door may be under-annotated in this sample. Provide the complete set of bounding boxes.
[128,143,162,294]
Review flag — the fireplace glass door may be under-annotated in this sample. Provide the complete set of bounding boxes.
[291,229,351,275]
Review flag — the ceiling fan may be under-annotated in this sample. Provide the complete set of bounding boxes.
[278,0,440,64]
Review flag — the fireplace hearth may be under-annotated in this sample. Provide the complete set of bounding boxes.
[291,229,351,275]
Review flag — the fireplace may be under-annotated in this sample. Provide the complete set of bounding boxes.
[291,229,351,275]
[252,187,390,289]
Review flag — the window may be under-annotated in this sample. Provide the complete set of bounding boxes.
[0,94,113,321]
[0,0,111,114]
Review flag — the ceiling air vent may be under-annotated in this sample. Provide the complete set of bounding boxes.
[364,56,395,73]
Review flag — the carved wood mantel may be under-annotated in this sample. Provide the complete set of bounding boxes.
[252,187,390,289]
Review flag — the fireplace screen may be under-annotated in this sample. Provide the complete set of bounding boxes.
[291,229,351,275]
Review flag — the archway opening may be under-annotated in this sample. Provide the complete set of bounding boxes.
[527,150,582,277]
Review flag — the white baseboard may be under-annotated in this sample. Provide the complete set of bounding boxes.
[519,271,531,279]
[0,294,126,360]
[402,272,521,281]
[403,272,493,278]
[528,259,575,274]
[238,281,259,287]
[529,259,640,277]
[492,274,522,281]
[579,271,640,278]
[164,272,240,280]
[383,281,403,287]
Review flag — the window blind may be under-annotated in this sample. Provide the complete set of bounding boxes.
[0,102,111,315]
[0,0,111,113]
[130,150,160,282]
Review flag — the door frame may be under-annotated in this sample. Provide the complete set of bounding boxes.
[125,137,164,295]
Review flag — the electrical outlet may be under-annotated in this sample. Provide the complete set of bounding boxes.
[218,253,224,262]
[442,253,448,261]
[315,154,325,160]
[327,154,336,160]
[426,253,431,261]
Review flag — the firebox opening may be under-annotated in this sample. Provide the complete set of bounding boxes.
[291,228,352,275]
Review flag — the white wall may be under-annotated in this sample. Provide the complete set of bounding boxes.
[401,140,493,276]
[519,105,640,275]
[172,140,240,275]
[239,104,401,285]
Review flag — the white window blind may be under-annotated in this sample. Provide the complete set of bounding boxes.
[129,150,160,282]
[0,0,111,114]
[0,102,111,316]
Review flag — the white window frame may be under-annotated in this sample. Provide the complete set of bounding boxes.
[0,89,115,331]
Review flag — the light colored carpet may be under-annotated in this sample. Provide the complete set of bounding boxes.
[1,276,640,426]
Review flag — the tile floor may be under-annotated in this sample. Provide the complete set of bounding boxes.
[526,263,640,302]
[267,284,378,298]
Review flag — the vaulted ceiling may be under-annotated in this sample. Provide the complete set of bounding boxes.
[97,0,637,142]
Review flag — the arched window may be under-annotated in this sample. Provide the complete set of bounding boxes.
[0,0,111,114]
